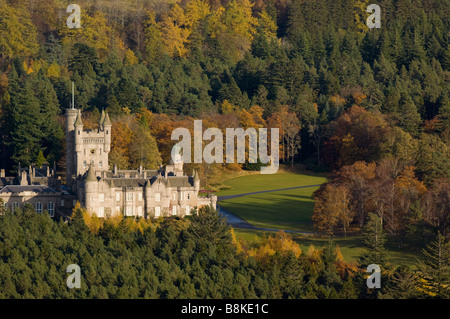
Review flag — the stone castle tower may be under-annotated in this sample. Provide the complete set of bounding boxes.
[66,108,111,188]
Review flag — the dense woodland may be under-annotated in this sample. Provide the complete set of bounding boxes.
[0,204,449,299]
[0,0,449,298]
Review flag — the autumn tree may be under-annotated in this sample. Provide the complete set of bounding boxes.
[0,2,39,62]
[313,183,354,236]
[337,161,376,227]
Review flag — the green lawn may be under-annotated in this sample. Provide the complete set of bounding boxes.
[216,172,327,196]
[217,172,327,232]
[219,187,321,232]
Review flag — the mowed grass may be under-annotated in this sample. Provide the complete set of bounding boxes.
[233,229,419,266]
[217,172,327,232]
[219,187,321,232]
[216,172,327,196]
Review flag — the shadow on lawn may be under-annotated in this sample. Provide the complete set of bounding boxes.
[219,194,315,232]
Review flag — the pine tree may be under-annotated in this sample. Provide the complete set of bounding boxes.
[417,233,450,298]
[380,266,419,299]
[358,213,388,268]
[188,205,231,247]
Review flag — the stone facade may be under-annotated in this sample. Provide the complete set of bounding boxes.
[0,108,217,219]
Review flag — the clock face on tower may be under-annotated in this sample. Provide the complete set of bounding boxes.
[90,149,96,154]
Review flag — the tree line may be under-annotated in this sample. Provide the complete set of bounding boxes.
[0,203,448,299]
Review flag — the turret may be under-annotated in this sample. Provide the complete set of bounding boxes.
[193,169,200,192]
[74,109,83,154]
[84,165,98,213]
[99,109,105,132]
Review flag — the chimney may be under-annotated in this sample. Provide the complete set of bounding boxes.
[20,170,28,186]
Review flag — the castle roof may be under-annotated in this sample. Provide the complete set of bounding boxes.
[166,176,192,188]
[105,178,147,188]
[85,165,97,182]
[74,109,83,127]
[193,169,200,182]
[99,109,105,126]
[103,112,111,126]
[0,185,58,194]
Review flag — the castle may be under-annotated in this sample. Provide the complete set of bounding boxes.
[0,107,217,219]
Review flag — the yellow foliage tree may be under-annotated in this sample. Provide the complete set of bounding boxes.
[47,61,61,78]
[258,10,277,39]
[125,49,138,65]
[59,10,113,56]
[159,4,191,57]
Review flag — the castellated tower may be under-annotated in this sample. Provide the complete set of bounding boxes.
[66,108,112,185]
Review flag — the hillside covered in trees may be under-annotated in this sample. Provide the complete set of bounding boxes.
[0,0,449,299]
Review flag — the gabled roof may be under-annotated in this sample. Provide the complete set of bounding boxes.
[167,176,192,188]
[0,185,58,194]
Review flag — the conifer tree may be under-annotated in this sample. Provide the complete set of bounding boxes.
[417,233,450,298]
[358,213,388,268]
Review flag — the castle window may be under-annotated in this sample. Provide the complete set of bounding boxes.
[138,192,142,201]
[60,200,64,207]
[98,207,104,217]
[186,206,191,215]
[155,206,161,217]
[126,206,133,216]
[78,130,80,135]
[155,193,161,202]
[172,206,177,216]
[173,193,176,200]
[99,193,105,202]
[126,192,133,202]
[187,193,190,200]
[137,206,143,216]
[47,202,54,217]
[36,202,42,214]
[116,193,120,201]
[83,161,87,168]
[107,130,109,135]
[99,161,103,168]
[180,192,184,201]
[13,202,18,211]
